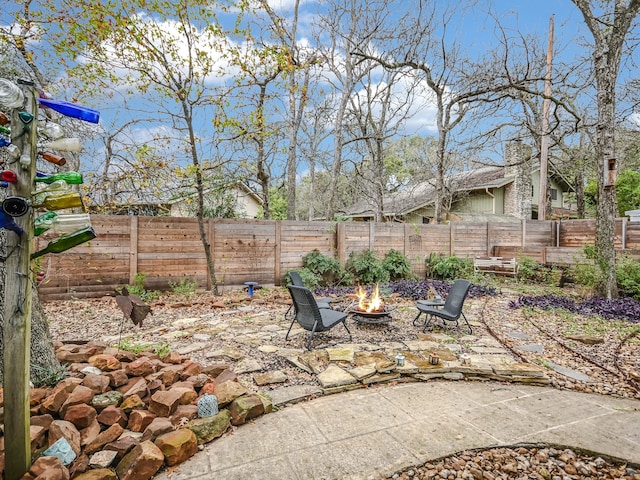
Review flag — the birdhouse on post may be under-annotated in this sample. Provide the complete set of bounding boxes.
[605,157,617,188]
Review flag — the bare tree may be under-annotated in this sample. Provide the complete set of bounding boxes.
[257,0,318,220]
[53,0,242,295]
[345,68,416,221]
[313,0,382,219]
[352,1,525,223]
[571,0,640,299]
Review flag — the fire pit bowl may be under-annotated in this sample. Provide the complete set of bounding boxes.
[348,305,396,324]
[347,283,396,324]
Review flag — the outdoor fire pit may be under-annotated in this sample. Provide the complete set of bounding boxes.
[348,284,396,324]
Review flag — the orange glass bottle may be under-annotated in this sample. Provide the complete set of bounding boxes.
[38,151,67,166]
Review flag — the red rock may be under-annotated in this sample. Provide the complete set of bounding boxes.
[158,365,183,386]
[30,388,49,407]
[82,374,111,394]
[200,382,215,395]
[80,419,101,447]
[202,363,233,377]
[185,373,209,388]
[212,368,237,386]
[145,378,163,397]
[119,394,146,413]
[30,413,54,429]
[122,378,148,399]
[171,386,197,406]
[60,385,95,417]
[88,354,121,371]
[30,425,47,451]
[115,377,145,395]
[64,403,97,429]
[161,351,182,364]
[40,379,82,415]
[84,423,124,455]
[141,417,174,442]
[70,467,117,480]
[148,389,182,417]
[48,420,81,456]
[28,455,70,480]
[125,358,156,377]
[127,410,156,432]
[68,452,90,478]
[155,428,198,466]
[104,436,139,462]
[96,405,128,428]
[105,370,129,388]
[170,405,199,426]
[110,348,136,362]
[180,360,202,379]
[56,348,94,363]
[115,440,164,480]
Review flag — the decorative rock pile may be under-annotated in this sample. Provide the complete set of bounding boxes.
[0,340,272,480]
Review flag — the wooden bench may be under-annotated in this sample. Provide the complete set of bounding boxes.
[473,256,518,278]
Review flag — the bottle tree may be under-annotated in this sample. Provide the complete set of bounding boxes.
[0,78,98,480]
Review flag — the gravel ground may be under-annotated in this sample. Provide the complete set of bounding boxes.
[43,284,640,479]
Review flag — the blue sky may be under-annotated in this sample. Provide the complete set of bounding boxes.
[0,1,630,178]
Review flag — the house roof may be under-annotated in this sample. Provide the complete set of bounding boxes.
[342,166,506,219]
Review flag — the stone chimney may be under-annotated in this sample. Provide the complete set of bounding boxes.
[504,140,533,220]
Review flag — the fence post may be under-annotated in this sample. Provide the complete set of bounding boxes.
[207,218,214,290]
[274,220,281,285]
[449,222,453,256]
[369,221,375,251]
[486,222,490,256]
[129,215,139,284]
[336,222,346,265]
[2,80,36,480]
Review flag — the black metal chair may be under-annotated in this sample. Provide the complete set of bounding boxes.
[286,285,351,350]
[413,279,473,334]
[285,271,331,320]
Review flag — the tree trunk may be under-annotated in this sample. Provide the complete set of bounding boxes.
[0,284,59,386]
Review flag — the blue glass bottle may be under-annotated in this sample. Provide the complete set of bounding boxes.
[37,97,100,124]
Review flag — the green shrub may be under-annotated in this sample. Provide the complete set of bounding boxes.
[302,249,351,285]
[570,263,597,287]
[116,339,171,358]
[288,268,321,289]
[616,255,640,300]
[31,363,69,388]
[346,249,390,284]
[382,249,415,280]
[425,254,473,280]
[169,277,198,297]
[128,273,162,302]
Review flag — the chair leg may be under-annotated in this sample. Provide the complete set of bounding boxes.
[422,314,434,333]
[343,321,352,342]
[306,321,320,350]
[461,312,472,334]
[285,315,296,341]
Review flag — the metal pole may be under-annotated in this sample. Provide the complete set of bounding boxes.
[539,15,554,221]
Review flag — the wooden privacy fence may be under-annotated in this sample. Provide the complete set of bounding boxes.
[35,215,640,301]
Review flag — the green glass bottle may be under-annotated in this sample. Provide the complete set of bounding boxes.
[31,226,96,259]
[34,171,83,185]
[34,211,58,236]
[32,191,83,211]
[34,212,91,236]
